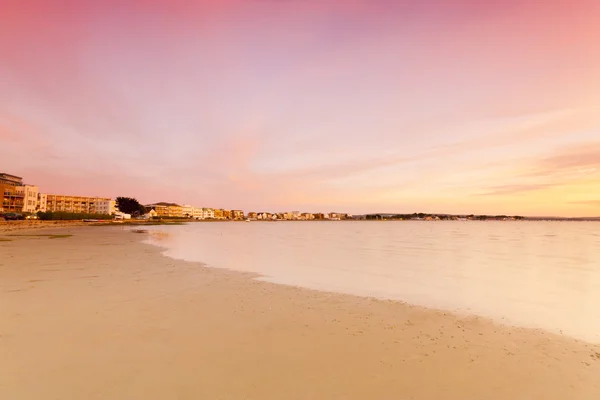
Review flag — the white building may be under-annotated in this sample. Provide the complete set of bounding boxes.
[37,193,47,212]
[192,207,204,219]
[328,213,341,220]
[202,207,214,219]
[143,209,158,219]
[21,185,39,213]
[181,204,194,218]
[96,199,116,215]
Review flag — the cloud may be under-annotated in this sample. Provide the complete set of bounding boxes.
[517,142,600,179]
[475,183,555,196]
[567,200,600,206]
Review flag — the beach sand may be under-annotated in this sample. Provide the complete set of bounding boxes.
[1,226,599,399]
[0,220,98,232]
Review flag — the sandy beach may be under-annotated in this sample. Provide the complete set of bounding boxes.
[0,220,101,233]
[1,226,599,399]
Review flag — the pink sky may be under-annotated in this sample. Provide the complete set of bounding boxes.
[1,0,599,216]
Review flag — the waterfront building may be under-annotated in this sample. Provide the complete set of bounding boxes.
[145,202,184,218]
[181,204,194,218]
[37,193,47,212]
[202,207,214,219]
[232,210,244,220]
[214,208,224,219]
[44,194,113,214]
[144,209,158,219]
[191,207,203,219]
[95,199,116,215]
[22,185,39,213]
[0,173,24,213]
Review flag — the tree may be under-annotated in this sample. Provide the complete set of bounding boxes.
[116,197,145,216]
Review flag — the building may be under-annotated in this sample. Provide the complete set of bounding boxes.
[202,208,214,219]
[145,202,184,218]
[191,207,203,219]
[247,212,257,220]
[223,210,232,220]
[44,194,113,214]
[257,212,270,220]
[328,213,344,220]
[1,185,24,213]
[232,210,245,220]
[0,173,24,213]
[95,199,116,215]
[37,193,47,212]
[0,174,41,214]
[144,209,158,219]
[214,208,224,219]
[0,173,22,187]
[22,185,39,213]
[181,204,194,218]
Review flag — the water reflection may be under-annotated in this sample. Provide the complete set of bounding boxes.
[145,221,600,342]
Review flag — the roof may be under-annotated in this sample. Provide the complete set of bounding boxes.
[146,202,181,207]
[0,173,23,179]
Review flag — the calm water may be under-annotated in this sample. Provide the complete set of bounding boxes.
[145,221,600,343]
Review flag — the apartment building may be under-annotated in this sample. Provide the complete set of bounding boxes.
[181,204,194,218]
[0,173,39,214]
[44,194,113,214]
[21,185,39,213]
[0,173,24,213]
[145,202,184,218]
[192,207,204,219]
[214,208,224,219]
[232,210,244,220]
[38,193,47,212]
[202,208,214,219]
[95,199,116,215]
[1,185,24,213]
[0,173,22,187]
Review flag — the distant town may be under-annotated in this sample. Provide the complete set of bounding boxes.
[2,172,598,222]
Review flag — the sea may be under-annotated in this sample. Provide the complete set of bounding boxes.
[144,221,600,343]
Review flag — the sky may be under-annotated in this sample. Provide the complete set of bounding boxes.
[1,0,599,217]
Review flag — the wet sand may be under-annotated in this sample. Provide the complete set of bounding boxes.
[1,226,599,399]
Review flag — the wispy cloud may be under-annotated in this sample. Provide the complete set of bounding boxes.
[567,200,600,206]
[475,184,555,197]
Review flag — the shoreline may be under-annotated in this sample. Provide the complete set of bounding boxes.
[2,226,599,398]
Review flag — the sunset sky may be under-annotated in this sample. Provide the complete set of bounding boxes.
[1,0,599,216]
